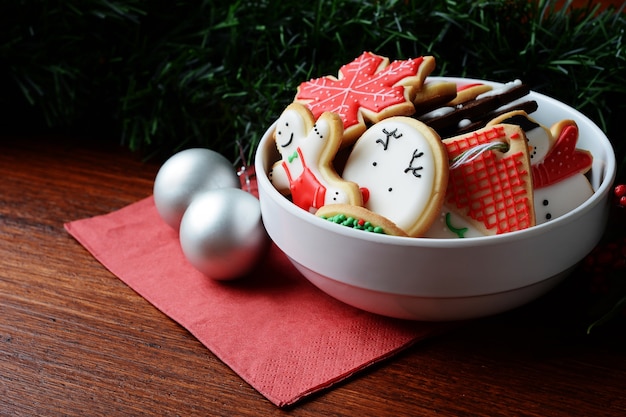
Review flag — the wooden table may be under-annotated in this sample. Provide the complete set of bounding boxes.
[1,136,624,416]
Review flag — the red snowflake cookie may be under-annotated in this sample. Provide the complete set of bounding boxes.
[295,51,435,146]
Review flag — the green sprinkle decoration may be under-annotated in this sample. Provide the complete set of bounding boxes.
[321,214,386,234]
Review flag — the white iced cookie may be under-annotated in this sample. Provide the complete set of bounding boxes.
[341,117,448,237]
[422,209,484,238]
[269,103,362,213]
[534,174,593,224]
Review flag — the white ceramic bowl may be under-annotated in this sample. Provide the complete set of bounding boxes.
[254,77,617,321]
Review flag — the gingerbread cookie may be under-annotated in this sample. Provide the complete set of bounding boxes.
[341,116,448,237]
[316,204,409,237]
[488,112,594,224]
[295,51,436,147]
[440,124,535,236]
[269,103,363,213]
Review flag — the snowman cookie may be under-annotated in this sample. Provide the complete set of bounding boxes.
[487,112,594,224]
[269,103,363,213]
[487,110,555,164]
[341,117,449,237]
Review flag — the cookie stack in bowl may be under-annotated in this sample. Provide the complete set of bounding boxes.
[266,51,593,239]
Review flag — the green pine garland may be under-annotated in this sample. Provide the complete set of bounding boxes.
[1,0,625,176]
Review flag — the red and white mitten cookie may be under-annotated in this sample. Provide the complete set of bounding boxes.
[341,116,448,237]
[531,119,593,223]
[295,51,435,147]
[269,103,362,213]
[488,112,594,224]
[438,124,535,236]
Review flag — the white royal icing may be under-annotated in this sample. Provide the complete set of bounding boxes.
[475,79,522,100]
[271,108,310,186]
[534,174,594,224]
[270,107,353,212]
[342,118,439,232]
[422,208,484,238]
[457,118,471,129]
[525,124,553,164]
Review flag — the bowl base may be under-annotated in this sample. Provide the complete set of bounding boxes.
[291,258,574,321]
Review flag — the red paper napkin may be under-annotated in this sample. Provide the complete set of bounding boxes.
[65,197,445,407]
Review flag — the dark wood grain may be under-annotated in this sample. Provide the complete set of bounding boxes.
[1,136,624,416]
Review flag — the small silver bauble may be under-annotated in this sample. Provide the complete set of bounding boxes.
[153,148,240,230]
[178,187,269,280]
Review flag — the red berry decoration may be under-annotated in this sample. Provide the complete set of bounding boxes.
[615,184,626,208]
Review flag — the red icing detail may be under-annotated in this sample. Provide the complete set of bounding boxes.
[457,82,484,92]
[532,124,593,189]
[282,149,327,211]
[446,126,533,234]
[357,219,366,227]
[296,52,425,130]
[360,187,370,204]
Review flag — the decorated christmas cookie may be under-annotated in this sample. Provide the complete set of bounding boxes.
[269,103,363,213]
[534,119,593,188]
[295,51,435,147]
[487,110,554,164]
[534,175,594,224]
[422,209,485,239]
[341,116,448,237]
[412,80,458,115]
[416,81,494,131]
[439,124,535,236]
[447,82,493,106]
[417,79,537,138]
[488,112,594,224]
[316,204,409,237]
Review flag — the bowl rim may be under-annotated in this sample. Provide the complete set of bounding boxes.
[255,77,617,248]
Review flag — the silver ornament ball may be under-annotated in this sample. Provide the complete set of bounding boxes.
[179,188,269,280]
[153,148,240,230]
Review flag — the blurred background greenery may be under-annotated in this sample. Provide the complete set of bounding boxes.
[1,0,624,178]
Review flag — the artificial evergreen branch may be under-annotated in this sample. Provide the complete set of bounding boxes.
[1,0,624,174]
